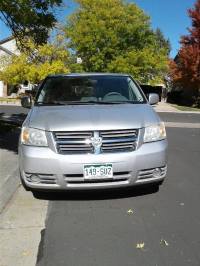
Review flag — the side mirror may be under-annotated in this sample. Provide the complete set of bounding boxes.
[21,96,32,109]
[148,93,159,105]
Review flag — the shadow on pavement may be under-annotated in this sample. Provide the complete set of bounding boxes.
[0,120,20,154]
[0,112,26,126]
[32,185,159,201]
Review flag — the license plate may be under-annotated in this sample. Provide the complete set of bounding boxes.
[83,164,113,179]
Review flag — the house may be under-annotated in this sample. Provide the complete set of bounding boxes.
[0,36,20,97]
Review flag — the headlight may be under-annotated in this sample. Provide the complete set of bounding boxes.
[21,127,48,146]
[144,122,166,143]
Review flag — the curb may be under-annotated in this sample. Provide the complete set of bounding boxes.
[0,168,20,213]
[165,122,200,128]
[157,111,200,114]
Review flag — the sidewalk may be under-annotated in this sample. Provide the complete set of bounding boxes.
[154,101,200,113]
[0,185,47,266]
[154,101,180,112]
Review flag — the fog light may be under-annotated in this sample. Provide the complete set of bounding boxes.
[30,174,40,184]
[153,168,162,178]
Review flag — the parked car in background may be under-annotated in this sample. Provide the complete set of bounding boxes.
[19,73,167,192]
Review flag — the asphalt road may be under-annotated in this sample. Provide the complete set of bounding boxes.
[35,116,199,266]
[1,105,200,266]
[0,105,29,117]
[0,105,28,125]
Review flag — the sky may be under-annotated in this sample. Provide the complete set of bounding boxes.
[132,0,196,57]
[0,0,196,58]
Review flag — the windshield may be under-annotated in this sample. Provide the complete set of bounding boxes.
[36,75,146,105]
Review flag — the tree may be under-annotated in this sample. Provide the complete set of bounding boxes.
[107,48,168,85]
[0,35,70,84]
[155,28,171,56]
[0,0,63,49]
[64,0,169,84]
[169,0,200,106]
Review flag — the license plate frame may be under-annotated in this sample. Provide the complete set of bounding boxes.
[83,164,113,179]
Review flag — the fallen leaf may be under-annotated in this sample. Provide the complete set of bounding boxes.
[160,239,169,246]
[127,209,134,214]
[136,242,145,249]
[22,250,31,256]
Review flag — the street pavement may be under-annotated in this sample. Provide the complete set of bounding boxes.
[36,125,200,266]
[0,104,200,266]
[0,105,28,117]
[0,105,28,125]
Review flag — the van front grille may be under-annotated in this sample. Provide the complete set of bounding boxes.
[53,129,138,154]
[54,131,93,154]
[100,129,138,153]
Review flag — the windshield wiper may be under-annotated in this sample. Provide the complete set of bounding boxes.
[65,101,141,105]
[35,101,100,106]
[71,101,120,105]
[35,100,144,106]
[108,101,144,104]
[97,101,144,104]
[67,101,130,105]
[36,101,66,106]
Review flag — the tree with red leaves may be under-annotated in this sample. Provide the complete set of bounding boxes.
[169,0,200,106]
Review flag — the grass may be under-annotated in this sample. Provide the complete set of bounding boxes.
[0,97,20,102]
[171,104,200,112]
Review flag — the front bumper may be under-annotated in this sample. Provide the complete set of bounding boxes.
[19,140,168,190]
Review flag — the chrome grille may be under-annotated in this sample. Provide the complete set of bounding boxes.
[53,129,138,154]
[54,131,93,154]
[100,129,138,153]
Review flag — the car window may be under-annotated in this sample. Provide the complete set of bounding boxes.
[36,76,146,104]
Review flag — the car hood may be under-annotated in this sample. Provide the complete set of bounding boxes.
[27,104,161,131]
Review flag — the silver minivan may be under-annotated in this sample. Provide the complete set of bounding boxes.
[19,73,167,192]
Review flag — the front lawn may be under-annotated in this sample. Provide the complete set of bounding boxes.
[171,104,200,112]
[0,97,20,103]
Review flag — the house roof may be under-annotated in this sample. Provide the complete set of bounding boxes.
[0,45,15,56]
[48,73,130,78]
[0,36,14,45]
[0,36,18,56]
